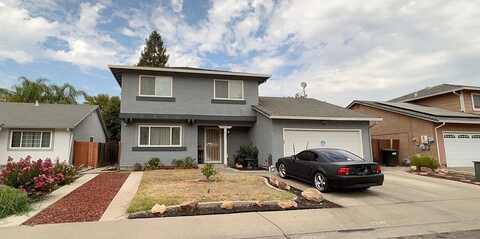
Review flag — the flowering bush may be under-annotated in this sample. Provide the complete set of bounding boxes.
[0,156,78,198]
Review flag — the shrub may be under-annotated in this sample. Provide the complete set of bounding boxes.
[145,158,162,170]
[183,157,197,169]
[411,155,438,171]
[0,156,76,198]
[235,144,259,168]
[172,159,185,168]
[0,186,30,218]
[53,161,78,185]
[133,163,143,171]
[201,164,217,181]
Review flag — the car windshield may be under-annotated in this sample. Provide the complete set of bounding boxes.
[316,149,364,162]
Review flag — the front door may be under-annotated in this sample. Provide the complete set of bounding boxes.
[205,128,221,163]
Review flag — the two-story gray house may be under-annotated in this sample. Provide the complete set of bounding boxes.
[109,65,381,168]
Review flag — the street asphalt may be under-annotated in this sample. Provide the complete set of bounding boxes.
[1,168,480,239]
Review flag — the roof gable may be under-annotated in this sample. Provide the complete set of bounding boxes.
[0,102,101,129]
[390,84,480,102]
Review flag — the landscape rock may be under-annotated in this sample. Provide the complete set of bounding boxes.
[410,166,417,172]
[179,200,199,212]
[278,181,291,190]
[269,176,280,187]
[255,201,263,207]
[278,200,298,209]
[301,188,323,202]
[221,201,234,210]
[150,204,167,214]
[420,167,433,173]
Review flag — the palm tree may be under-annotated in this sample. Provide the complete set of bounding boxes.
[7,77,85,104]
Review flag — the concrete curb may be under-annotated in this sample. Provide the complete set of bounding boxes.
[100,171,143,221]
[0,173,98,228]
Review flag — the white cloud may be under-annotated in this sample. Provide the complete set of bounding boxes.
[0,0,58,63]
[170,0,183,13]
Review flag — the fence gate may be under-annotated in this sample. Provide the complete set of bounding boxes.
[73,141,99,168]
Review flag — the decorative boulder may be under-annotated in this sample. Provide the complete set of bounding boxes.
[221,201,234,210]
[179,200,199,212]
[278,181,290,190]
[269,176,280,187]
[420,167,433,174]
[278,200,298,209]
[151,204,167,214]
[301,188,323,202]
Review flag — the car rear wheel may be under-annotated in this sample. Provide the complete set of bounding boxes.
[278,163,287,178]
[314,172,329,192]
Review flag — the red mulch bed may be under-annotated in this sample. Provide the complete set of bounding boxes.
[24,172,130,225]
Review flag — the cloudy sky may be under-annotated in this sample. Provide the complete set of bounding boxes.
[1,0,479,106]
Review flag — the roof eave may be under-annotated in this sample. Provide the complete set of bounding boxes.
[268,115,383,121]
[394,86,480,103]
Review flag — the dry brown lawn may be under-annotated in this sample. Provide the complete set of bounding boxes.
[127,169,294,213]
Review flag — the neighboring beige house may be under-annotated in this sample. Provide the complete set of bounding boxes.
[348,84,480,168]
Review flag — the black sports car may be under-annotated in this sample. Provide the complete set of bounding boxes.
[276,148,384,192]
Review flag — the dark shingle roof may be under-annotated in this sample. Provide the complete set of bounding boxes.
[390,84,480,102]
[349,101,480,123]
[253,97,379,121]
[0,102,99,129]
[108,65,270,86]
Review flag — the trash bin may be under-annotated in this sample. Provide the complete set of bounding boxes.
[474,161,480,180]
[381,149,399,166]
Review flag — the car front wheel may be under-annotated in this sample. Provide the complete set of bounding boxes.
[278,163,287,178]
[314,172,329,192]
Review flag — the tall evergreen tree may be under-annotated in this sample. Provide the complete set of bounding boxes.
[85,94,121,141]
[137,31,169,67]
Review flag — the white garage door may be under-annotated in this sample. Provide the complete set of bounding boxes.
[283,128,364,158]
[443,132,480,167]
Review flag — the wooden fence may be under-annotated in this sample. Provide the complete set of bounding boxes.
[73,141,119,168]
[372,139,400,165]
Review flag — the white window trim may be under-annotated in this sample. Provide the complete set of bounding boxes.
[137,125,182,147]
[471,93,480,111]
[138,75,173,97]
[213,79,244,100]
[9,130,53,150]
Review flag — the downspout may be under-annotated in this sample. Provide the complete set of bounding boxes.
[453,90,465,112]
[434,122,446,168]
[67,128,74,164]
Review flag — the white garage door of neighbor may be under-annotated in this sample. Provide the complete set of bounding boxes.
[283,129,364,158]
[443,132,480,167]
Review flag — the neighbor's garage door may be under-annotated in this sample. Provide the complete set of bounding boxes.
[443,132,480,167]
[283,129,364,158]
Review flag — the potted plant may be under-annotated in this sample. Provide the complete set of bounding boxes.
[235,144,259,168]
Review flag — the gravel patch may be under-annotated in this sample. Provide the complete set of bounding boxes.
[23,172,129,225]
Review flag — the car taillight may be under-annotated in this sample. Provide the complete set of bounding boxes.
[374,165,382,174]
[336,167,350,176]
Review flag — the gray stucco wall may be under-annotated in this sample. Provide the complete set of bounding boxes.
[121,72,259,116]
[269,119,372,164]
[249,114,273,167]
[73,111,106,143]
[227,127,252,166]
[120,122,197,166]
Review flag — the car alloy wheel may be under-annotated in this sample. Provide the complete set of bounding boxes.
[278,163,287,178]
[314,172,328,192]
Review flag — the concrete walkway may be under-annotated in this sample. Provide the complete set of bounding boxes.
[0,174,97,228]
[100,172,143,221]
[2,169,480,238]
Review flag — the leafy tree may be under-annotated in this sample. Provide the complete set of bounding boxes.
[6,77,85,104]
[137,31,169,67]
[85,94,121,141]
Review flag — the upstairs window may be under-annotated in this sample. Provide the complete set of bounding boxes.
[472,94,480,110]
[10,131,51,149]
[138,125,181,147]
[139,76,172,97]
[214,80,244,100]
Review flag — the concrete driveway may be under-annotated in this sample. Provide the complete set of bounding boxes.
[2,168,480,239]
